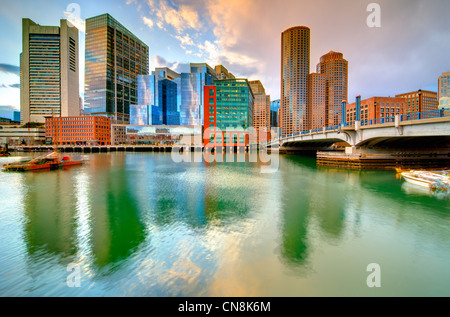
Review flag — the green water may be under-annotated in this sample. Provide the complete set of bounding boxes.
[0,152,449,296]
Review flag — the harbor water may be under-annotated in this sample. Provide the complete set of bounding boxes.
[0,152,449,296]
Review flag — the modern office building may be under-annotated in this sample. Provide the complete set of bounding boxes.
[395,90,438,114]
[131,68,180,126]
[438,72,450,109]
[203,79,254,147]
[346,96,404,123]
[84,13,149,123]
[45,116,111,145]
[281,26,310,136]
[20,18,80,124]
[215,65,235,80]
[249,80,270,141]
[307,73,326,130]
[130,63,217,127]
[270,99,281,128]
[316,51,348,126]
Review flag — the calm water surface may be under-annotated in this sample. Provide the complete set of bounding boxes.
[0,152,449,296]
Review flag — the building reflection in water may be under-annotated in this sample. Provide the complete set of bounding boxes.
[22,170,78,261]
[278,155,350,266]
[86,154,146,270]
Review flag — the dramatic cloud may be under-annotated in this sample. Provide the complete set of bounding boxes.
[0,63,19,76]
[147,0,202,34]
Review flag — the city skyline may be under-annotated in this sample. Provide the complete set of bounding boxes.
[1,0,450,112]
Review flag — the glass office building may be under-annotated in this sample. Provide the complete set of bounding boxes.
[130,63,217,127]
[270,99,281,127]
[84,14,149,123]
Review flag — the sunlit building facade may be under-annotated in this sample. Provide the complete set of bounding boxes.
[249,80,270,141]
[204,79,254,147]
[281,26,310,136]
[395,90,438,114]
[438,72,450,109]
[307,73,326,130]
[84,14,149,123]
[45,116,111,146]
[20,18,79,124]
[346,96,404,123]
[316,51,348,126]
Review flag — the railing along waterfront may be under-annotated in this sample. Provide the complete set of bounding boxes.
[266,109,450,145]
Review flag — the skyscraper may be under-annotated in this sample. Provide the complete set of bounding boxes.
[249,80,270,141]
[281,26,310,136]
[316,51,348,126]
[84,14,149,123]
[438,72,450,109]
[20,18,79,124]
[307,73,326,130]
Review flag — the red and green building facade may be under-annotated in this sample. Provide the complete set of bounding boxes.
[203,79,254,148]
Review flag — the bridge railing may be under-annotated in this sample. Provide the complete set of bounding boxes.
[266,109,449,145]
[400,109,447,122]
[361,116,395,126]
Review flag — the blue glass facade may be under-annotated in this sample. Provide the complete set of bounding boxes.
[130,63,216,126]
[270,99,280,127]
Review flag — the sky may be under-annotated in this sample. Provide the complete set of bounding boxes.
[1,0,450,117]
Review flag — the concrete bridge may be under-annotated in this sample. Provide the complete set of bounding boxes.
[266,110,450,169]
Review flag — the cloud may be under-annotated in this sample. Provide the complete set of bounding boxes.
[0,63,19,76]
[153,55,190,74]
[142,16,154,29]
[173,34,195,49]
[0,83,19,88]
[147,0,202,34]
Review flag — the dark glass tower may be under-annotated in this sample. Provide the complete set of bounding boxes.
[84,14,149,123]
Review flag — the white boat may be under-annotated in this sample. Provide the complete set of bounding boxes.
[400,170,449,191]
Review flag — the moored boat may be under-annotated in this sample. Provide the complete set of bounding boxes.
[2,151,83,172]
[400,170,449,191]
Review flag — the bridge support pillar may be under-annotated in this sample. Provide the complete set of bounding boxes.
[345,146,357,155]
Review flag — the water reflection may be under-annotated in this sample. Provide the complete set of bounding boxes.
[86,154,146,270]
[23,171,78,260]
[1,152,449,296]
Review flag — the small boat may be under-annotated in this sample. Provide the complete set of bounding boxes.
[2,151,83,172]
[400,170,449,191]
